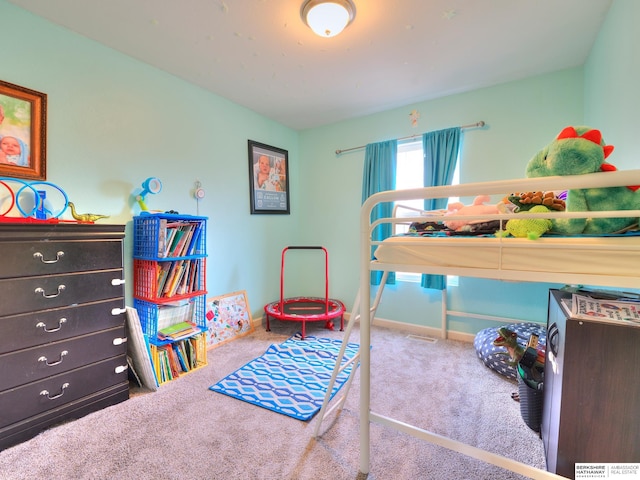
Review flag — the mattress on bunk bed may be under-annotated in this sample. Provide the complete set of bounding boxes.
[373,234,640,277]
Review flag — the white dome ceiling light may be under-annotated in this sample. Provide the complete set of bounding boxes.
[301,0,356,38]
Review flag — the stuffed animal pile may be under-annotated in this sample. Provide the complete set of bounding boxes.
[426,126,639,238]
[499,191,565,239]
[443,195,500,231]
[525,126,640,234]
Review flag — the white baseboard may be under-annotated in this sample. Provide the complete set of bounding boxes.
[361,314,476,343]
[254,313,475,343]
[252,315,264,328]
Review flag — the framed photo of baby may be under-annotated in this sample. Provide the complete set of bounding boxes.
[0,80,47,180]
[247,140,290,214]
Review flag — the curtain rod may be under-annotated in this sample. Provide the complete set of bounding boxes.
[335,120,485,155]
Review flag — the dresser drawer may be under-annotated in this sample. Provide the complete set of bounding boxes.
[0,270,124,317]
[0,240,123,279]
[0,327,127,390]
[0,382,129,451]
[0,355,128,430]
[0,299,125,355]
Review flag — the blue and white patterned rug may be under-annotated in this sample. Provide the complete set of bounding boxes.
[209,334,360,421]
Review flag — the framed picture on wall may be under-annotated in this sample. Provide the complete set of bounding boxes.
[247,140,290,214]
[0,80,47,180]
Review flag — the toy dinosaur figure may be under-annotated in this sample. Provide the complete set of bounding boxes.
[526,126,640,234]
[493,327,525,366]
[493,326,545,367]
[68,202,110,223]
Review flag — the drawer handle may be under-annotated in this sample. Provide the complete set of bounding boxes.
[115,365,128,374]
[111,278,126,286]
[35,285,66,298]
[111,307,126,316]
[38,350,68,366]
[33,251,65,264]
[40,383,70,400]
[36,318,67,333]
[113,337,128,346]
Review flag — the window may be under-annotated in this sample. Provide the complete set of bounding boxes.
[394,139,459,284]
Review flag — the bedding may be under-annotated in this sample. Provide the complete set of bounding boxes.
[373,233,640,286]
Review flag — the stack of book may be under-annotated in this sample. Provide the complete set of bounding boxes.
[150,334,207,384]
[157,220,203,258]
[157,321,199,341]
[155,259,200,298]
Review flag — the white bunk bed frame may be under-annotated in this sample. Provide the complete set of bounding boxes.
[315,169,640,479]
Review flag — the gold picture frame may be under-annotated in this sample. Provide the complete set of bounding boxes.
[0,80,47,180]
[206,290,254,349]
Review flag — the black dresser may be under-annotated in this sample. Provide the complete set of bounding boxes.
[0,223,129,450]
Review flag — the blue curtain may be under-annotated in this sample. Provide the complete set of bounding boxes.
[362,140,397,285]
[421,127,461,289]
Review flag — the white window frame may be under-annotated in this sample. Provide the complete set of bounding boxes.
[394,139,459,285]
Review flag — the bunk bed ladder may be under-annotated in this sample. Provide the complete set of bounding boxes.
[313,272,389,437]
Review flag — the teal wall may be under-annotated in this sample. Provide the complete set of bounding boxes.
[299,68,585,331]
[585,0,640,167]
[0,1,300,315]
[1,0,636,332]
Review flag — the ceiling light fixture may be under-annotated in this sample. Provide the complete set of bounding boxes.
[301,0,356,38]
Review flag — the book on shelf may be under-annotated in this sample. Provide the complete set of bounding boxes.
[150,334,206,383]
[169,227,189,257]
[166,227,185,257]
[162,221,186,258]
[161,260,184,297]
[157,321,199,341]
[174,225,195,257]
[187,260,199,292]
[176,261,192,296]
[183,338,195,369]
[161,345,180,379]
[155,219,204,259]
[174,342,189,372]
[154,346,173,383]
[161,227,177,258]
[185,222,203,255]
[166,261,186,297]
[156,262,172,296]
[156,300,193,332]
[157,218,168,258]
[154,259,202,299]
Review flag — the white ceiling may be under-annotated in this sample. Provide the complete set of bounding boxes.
[9,0,613,130]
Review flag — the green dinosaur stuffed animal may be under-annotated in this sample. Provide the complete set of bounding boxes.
[504,205,553,239]
[525,126,640,234]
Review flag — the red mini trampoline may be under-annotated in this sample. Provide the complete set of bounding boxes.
[264,246,345,339]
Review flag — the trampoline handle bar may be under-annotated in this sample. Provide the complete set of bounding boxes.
[280,246,330,313]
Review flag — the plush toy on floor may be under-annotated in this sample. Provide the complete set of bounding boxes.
[525,126,640,234]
